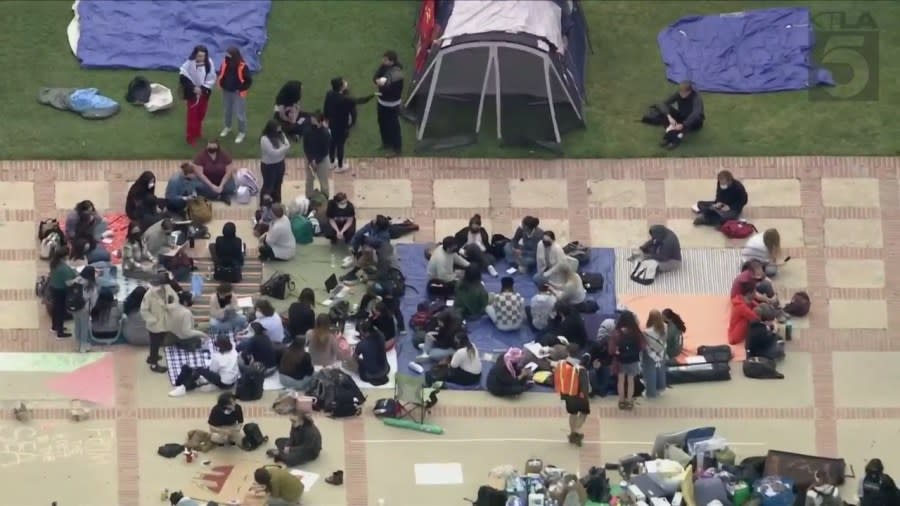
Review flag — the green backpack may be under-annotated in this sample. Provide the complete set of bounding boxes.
[291,215,314,245]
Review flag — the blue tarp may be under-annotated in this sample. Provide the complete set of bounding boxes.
[393,244,617,391]
[657,7,833,93]
[76,0,272,72]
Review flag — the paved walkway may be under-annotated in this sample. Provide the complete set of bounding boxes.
[0,156,898,505]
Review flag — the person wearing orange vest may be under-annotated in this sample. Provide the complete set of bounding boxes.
[554,343,591,446]
[218,47,253,144]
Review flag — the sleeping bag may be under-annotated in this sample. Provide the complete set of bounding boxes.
[38,87,120,119]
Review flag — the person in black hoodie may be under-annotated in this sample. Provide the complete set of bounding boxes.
[453,214,497,276]
[323,78,374,172]
[660,81,704,149]
[217,47,253,144]
[125,171,165,231]
[302,111,332,198]
[373,50,405,156]
[210,222,245,282]
[237,322,279,374]
[745,305,784,361]
[273,80,305,139]
[179,45,216,146]
[693,170,749,226]
[287,288,316,342]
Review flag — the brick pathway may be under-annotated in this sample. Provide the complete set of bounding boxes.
[0,156,897,505]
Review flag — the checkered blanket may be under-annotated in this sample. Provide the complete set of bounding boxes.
[163,345,211,385]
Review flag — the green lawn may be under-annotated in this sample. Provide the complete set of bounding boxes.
[1,0,898,160]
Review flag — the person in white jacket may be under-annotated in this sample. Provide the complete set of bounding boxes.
[259,204,297,261]
[140,273,179,373]
[426,236,470,296]
[179,44,217,146]
[534,231,572,286]
[169,337,240,397]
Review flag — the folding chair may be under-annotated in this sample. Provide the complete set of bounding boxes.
[393,374,428,424]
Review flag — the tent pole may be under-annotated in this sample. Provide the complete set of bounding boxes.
[475,48,495,135]
[544,58,562,144]
[552,66,583,122]
[493,46,502,140]
[417,54,444,141]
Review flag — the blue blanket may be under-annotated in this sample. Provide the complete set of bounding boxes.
[657,7,833,93]
[76,0,272,72]
[393,244,616,390]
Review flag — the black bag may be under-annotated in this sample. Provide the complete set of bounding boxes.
[698,344,733,363]
[581,467,611,503]
[373,398,399,418]
[742,357,783,380]
[328,300,351,326]
[580,272,604,293]
[65,284,86,313]
[472,486,508,506]
[563,241,590,267]
[157,443,185,458]
[489,234,510,260]
[641,104,668,125]
[784,291,811,317]
[426,279,455,299]
[260,272,294,300]
[126,76,152,104]
[329,389,362,418]
[240,423,268,451]
[388,218,419,239]
[235,369,264,401]
[307,368,366,415]
[861,474,900,506]
[379,267,409,299]
[576,299,600,314]
[666,362,731,385]
[213,263,242,283]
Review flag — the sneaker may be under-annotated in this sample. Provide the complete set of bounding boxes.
[219,127,231,137]
[408,362,425,374]
[691,204,700,213]
[341,255,355,268]
[333,166,349,174]
[55,331,72,339]
[168,385,187,397]
[325,470,344,486]
[235,133,246,144]
[487,265,498,277]
[198,384,218,393]
[416,343,425,351]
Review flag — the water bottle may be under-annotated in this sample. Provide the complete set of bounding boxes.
[331,253,337,268]
[785,320,793,341]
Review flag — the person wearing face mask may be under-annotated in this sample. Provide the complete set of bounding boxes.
[165,163,203,216]
[178,45,217,146]
[453,214,498,277]
[218,47,253,144]
[208,282,248,335]
[65,200,108,244]
[534,230,572,286]
[426,236,471,297]
[302,111,332,198]
[260,119,290,205]
[207,392,244,446]
[189,139,237,204]
[323,77,374,172]
[322,192,356,244]
[126,171,165,231]
[504,216,544,274]
[693,170,749,226]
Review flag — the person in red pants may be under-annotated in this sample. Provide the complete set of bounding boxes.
[179,45,217,145]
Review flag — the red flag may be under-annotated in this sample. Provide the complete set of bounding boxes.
[415,0,437,73]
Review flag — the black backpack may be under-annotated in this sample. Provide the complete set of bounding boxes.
[489,234,510,260]
[240,423,268,451]
[157,443,185,458]
[862,474,900,506]
[126,76,152,104]
[379,267,408,299]
[260,272,294,300]
[580,272,604,293]
[641,104,668,125]
[213,263,242,283]
[581,467,611,503]
[563,241,590,267]
[235,369,264,401]
[65,284,86,313]
[742,357,784,380]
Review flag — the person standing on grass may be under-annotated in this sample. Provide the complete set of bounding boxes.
[554,343,591,446]
[303,111,332,198]
[179,45,217,146]
[273,80,305,139]
[260,119,290,204]
[324,77,374,172]
[373,50,404,157]
[218,47,253,144]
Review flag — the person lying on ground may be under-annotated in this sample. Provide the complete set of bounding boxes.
[267,414,322,467]
[534,231,569,286]
[454,214,498,276]
[527,283,558,333]
[741,228,785,278]
[169,337,240,397]
[306,313,340,367]
[189,139,237,204]
[165,163,203,216]
[208,282,248,335]
[693,170,748,226]
[659,81,704,150]
[728,281,759,345]
[259,203,296,261]
[279,336,315,391]
[252,466,304,506]
[454,265,489,320]
[486,347,531,397]
[504,216,543,274]
[486,276,526,331]
[635,225,682,272]
[745,304,784,361]
[208,392,244,446]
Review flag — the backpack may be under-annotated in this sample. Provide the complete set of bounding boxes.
[721,220,757,239]
[260,272,294,300]
[35,275,50,302]
[861,474,900,506]
[290,215,314,245]
[580,272,604,293]
[580,467,611,503]
[235,369,265,401]
[306,368,365,415]
[618,334,641,363]
[157,443,185,458]
[373,398,399,418]
[472,486,508,506]
[753,476,795,506]
[743,356,784,379]
[185,430,214,452]
[562,241,590,267]
[65,284,86,313]
[234,168,259,195]
[125,76,152,104]
[38,219,65,260]
[240,423,268,451]
[784,291,811,317]
[379,267,409,300]
[489,234,510,260]
[630,259,658,285]
[213,263,242,283]
[698,344,733,363]
[187,197,213,225]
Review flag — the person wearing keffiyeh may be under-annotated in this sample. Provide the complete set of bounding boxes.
[179,45,217,145]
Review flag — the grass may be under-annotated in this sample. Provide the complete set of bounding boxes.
[0,0,898,160]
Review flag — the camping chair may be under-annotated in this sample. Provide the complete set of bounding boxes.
[393,374,431,424]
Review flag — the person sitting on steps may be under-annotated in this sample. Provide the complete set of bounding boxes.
[188,138,237,204]
[259,203,296,262]
[165,163,203,217]
[208,282,248,335]
[210,221,245,282]
[693,170,748,227]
